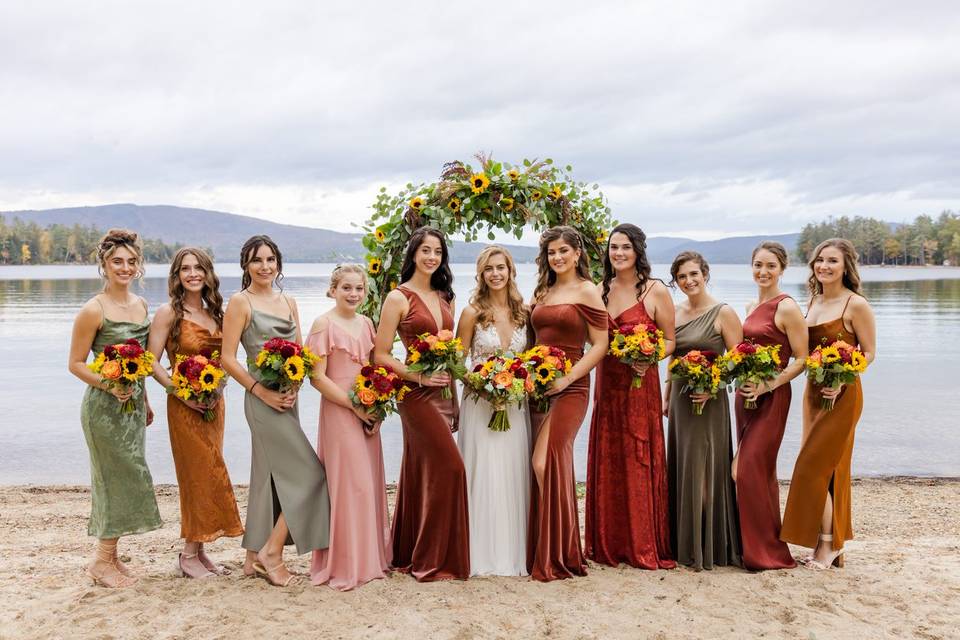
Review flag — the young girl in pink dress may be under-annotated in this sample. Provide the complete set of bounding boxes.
[307,264,391,590]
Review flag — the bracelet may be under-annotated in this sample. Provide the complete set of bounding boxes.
[417,373,422,385]
[249,381,260,394]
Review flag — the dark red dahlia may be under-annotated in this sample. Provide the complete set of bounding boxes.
[360,365,374,377]
[199,348,213,359]
[737,342,757,355]
[104,345,116,358]
[279,344,296,358]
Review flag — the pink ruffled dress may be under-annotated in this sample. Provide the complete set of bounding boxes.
[308,316,392,590]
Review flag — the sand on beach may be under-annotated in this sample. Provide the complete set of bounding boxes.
[1,478,958,640]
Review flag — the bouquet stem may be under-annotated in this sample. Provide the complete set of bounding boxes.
[121,398,136,414]
[441,385,452,400]
[631,375,644,389]
[692,400,704,416]
[821,397,836,411]
[487,409,511,432]
[202,409,216,422]
[744,398,757,410]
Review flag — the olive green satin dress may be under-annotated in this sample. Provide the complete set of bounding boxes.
[81,310,162,538]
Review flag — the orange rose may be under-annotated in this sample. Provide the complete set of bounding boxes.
[524,377,535,393]
[193,355,208,366]
[424,335,439,348]
[356,387,377,406]
[544,355,561,369]
[639,339,656,355]
[100,360,122,380]
[436,329,454,342]
[493,371,515,388]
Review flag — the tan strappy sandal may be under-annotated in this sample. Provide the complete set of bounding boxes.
[86,543,138,588]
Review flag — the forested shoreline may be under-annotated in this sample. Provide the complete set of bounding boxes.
[0,215,203,264]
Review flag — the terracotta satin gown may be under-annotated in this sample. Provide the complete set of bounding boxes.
[733,294,796,569]
[166,320,243,542]
[781,297,864,551]
[528,302,607,581]
[586,299,675,569]
[391,287,470,581]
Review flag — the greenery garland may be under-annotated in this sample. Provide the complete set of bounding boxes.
[359,153,615,321]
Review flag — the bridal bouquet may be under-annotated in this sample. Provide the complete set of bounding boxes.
[350,363,409,421]
[521,344,572,412]
[717,340,781,409]
[805,339,868,410]
[168,349,228,421]
[668,350,722,416]
[463,352,534,431]
[608,320,666,388]
[250,338,320,392]
[405,329,467,399]
[88,338,156,413]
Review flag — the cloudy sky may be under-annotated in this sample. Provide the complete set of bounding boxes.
[1,1,957,239]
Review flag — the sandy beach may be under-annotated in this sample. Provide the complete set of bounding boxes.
[1,478,957,640]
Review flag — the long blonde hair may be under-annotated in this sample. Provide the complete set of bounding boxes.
[807,238,863,298]
[470,246,527,328]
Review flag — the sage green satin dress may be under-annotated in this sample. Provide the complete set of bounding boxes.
[240,303,330,555]
[81,312,162,538]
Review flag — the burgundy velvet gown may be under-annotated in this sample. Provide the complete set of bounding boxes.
[527,302,607,581]
[390,286,470,581]
[585,300,675,569]
[733,293,797,570]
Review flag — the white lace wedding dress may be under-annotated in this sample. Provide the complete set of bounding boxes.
[457,322,531,576]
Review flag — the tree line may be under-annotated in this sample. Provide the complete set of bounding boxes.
[796,211,960,266]
[0,216,208,265]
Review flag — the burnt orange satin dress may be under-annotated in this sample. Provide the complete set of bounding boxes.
[781,301,863,551]
[528,303,607,581]
[390,287,470,581]
[166,320,243,542]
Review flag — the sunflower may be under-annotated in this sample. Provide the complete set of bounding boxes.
[374,227,386,242]
[255,349,269,367]
[549,185,563,200]
[447,197,461,212]
[199,364,224,392]
[507,168,520,181]
[500,197,515,211]
[409,196,424,211]
[535,366,556,384]
[284,355,306,382]
[368,257,382,275]
[596,231,608,245]
[121,358,145,381]
[530,189,543,201]
[469,173,490,195]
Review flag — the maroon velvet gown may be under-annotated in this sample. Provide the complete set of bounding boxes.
[585,301,675,569]
[391,287,470,581]
[733,293,797,570]
[527,302,607,581]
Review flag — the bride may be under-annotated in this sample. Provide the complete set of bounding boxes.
[456,246,531,576]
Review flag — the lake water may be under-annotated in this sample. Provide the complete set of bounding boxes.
[1,262,959,485]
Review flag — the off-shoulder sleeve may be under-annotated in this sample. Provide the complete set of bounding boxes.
[575,303,609,330]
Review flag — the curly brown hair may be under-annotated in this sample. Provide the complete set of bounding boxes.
[533,226,592,302]
[167,247,224,356]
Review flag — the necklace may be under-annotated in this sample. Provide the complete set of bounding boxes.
[103,294,136,308]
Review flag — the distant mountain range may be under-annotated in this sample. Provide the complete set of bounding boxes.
[1,204,799,264]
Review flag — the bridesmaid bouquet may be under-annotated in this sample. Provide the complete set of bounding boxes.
[251,337,321,392]
[608,321,666,388]
[521,345,573,412]
[88,338,156,413]
[718,340,782,409]
[463,352,534,431]
[405,329,467,399]
[805,339,868,410]
[350,363,409,422]
[168,349,228,421]
[668,350,723,416]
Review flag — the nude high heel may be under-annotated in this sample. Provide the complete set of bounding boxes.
[805,534,845,570]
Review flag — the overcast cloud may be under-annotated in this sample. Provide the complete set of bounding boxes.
[1,0,958,239]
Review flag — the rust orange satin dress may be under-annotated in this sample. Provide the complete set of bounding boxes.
[733,294,796,569]
[781,300,863,551]
[166,320,243,542]
[391,287,470,581]
[528,302,607,581]
[585,300,675,570]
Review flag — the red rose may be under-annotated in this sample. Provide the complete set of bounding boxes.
[177,360,191,376]
[119,344,141,358]
[515,367,528,379]
[125,338,140,346]
[360,365,374,377]
[199,348,213,359]
[839,349,853,364]
[280,344,296,358]
[528,355,543,366]
[373,377,393,394]
[391,377,404,390]
[619,323,636,335]
[737,342,757,355]
[416,340,431,353]
[645,323,658,334]
[473,364,484,373]
[701,350,718,362]
[104,345,116,358]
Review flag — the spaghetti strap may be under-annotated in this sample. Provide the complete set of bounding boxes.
[639,281,655,303]
[282,293,295,316]
[840,294,855,316]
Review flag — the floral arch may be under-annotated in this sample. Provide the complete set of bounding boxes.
[359,153,615,321]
